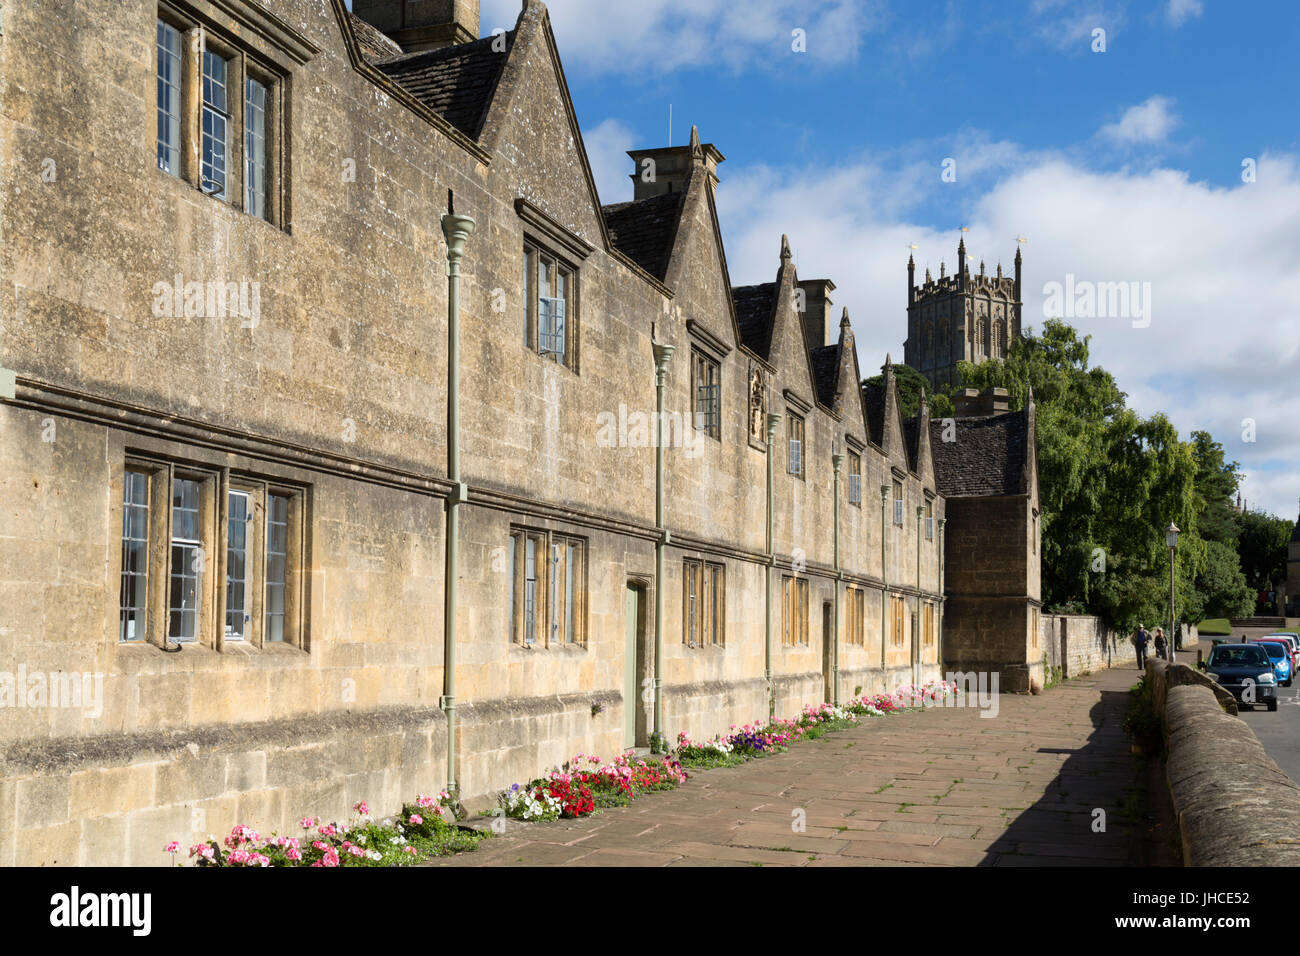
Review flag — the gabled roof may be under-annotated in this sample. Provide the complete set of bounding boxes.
[600,192,685,282]
[902,419,920,473]
[809,344,839,409]
[348,12,402,58]
[731,282,778,358]
[929,411,1029,497]
[371,32,514,140]
[861,381,885,447]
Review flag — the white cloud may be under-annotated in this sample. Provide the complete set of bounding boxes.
[716,149,1300,519]
[1166,0,1204,27]
[480,0,878,75]
[1099,96,1179,144]
[581,118,637,205]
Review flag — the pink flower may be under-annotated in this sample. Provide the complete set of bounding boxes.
[287,847,302,861]
[164,841,180,854]
[353,801,371,817]
[409,814,423,825]
[299,817,316,830]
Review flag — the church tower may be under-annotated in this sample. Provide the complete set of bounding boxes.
[904,239,1023,390]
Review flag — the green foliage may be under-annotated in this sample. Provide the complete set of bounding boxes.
[861,362,953,419]
[956,320,1205,631]
[1122,678,1163,757]
[1236,508,1291,597]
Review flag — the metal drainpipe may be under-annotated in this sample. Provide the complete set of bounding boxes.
[651,341,675,749]
[880,484,890,674]
[916,504,924,687]
[832,451,843,706]
[765,412,782,721]
[937,517,946,672]
[440,211,474,798]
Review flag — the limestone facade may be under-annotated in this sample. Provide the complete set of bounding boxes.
[0,0,959,863]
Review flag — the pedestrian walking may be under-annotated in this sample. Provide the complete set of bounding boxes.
[1153,627,1167,661]
[1131,624,1150,670]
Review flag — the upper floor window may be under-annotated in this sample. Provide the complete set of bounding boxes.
[691,350,720,441]
[523,244,577,369]
[925,499,934,540]
[156,20,183,175]
[847,451,862,506]
[892,479,904,526]
[787,412,805,478]
[154,6,292,226]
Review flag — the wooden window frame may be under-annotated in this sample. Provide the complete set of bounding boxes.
[683,558,725,647]
[891,595,906,648]
[782,574,809,646]
[846,586,865,645]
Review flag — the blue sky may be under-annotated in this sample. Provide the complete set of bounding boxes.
[352,1,1300,519]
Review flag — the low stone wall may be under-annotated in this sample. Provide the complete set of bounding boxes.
[1146,659,1300,866]
[1041,614,1124,677]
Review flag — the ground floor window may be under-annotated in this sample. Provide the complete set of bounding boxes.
[508,528,587,646]
[782,575,809,645]
[846,586,865,645]
[891,594,906,647]
[683,558,725,647]
[116,457,305,648]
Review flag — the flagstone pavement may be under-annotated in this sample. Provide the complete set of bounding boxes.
[432,665,1155,867]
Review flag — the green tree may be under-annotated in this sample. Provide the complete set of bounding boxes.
[861,363,954,419]
[955,320,1205,631]
[1237,509,1292,611]
[1189,431,1241,547]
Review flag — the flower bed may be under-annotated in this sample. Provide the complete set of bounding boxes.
[172,794,487,867]
[675,680,957,768]
[500,752,688,822]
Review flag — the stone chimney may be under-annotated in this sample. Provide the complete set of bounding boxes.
[796,279,835,349]
[952,386,1011,418]
[352,0,480,52]
[627,126,724,201]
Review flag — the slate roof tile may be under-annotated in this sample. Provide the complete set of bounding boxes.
[371,32,514,140]
[600,192,685,282]
[929,411,1028,497]
[731,282,777,358]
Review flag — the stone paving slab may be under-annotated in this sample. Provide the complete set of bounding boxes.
[430,665,1146,867]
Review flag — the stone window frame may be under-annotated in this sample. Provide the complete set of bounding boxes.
[682,558,725,648]
[689,348,722,442]
[155,0,305,229]
[847,450,862,507]
[508,526,588,648]
[924,496,934,541]
[781,574,809,646]
[786,411,805,479]
[115,453,308,652]
[521,242,579,372]
[892,478,904,526]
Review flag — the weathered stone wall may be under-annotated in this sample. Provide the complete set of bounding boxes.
[1041,614,1124,678]
[0,0,954,864]
[1146,659,1300,866]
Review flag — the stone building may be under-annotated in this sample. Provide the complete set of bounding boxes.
[1287,505,1300,616]
[0,0,960,864]
[904,239,1023,390]
[930,387,1043,692]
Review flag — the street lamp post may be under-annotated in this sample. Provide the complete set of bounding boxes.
[1166,522,1180,664]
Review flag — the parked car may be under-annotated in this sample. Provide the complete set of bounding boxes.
[1260,632,1300,672]
[1200,643,1278,710]
[1250,638,1293,687]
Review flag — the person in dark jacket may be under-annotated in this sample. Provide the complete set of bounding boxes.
[1153,627,1167,661]
[1131,625,1150,669]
